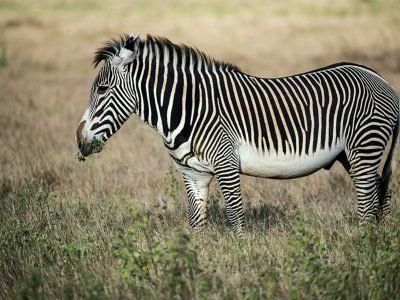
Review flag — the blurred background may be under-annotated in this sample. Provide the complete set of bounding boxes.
[1,0,399,203]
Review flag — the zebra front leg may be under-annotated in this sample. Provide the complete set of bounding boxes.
[183,173,213,229]
[215,165,244,233]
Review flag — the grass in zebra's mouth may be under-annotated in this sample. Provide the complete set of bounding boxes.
[75,138,105,162]
[76,152,86,162]
[90,138,105,154]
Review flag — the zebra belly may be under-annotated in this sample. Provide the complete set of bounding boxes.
[238,142,345,179]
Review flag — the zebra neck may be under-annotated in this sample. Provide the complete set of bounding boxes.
[131,41,219,149]
[131,43,165,136]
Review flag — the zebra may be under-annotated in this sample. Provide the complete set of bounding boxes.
[76,33,399,233]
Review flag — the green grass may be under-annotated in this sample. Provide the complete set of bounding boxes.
[1,179,399,299]
[0,40,7,68]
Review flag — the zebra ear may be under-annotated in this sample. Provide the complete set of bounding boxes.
[114,33,140,68]
[125,33,140,52]
[120,33,140,65]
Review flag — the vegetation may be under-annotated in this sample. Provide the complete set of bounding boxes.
[1,180,399,299]
[1,0,400,299]
[0,39,6,68]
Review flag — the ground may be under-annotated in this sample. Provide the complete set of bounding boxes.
[0,1,400,299]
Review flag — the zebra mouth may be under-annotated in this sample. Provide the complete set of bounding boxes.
[90,137,105,154]
[76,137,105,161]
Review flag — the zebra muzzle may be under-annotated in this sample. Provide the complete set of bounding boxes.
[76,120,89,156]
[76,120,106,157]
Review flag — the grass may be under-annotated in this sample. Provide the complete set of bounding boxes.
[0,39,6,68]
[1,180,399,299]
[1,0,400,299]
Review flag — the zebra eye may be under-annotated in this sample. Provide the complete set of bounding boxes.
[97,85,108,94]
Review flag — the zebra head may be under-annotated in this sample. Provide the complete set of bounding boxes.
[76,33,140,158]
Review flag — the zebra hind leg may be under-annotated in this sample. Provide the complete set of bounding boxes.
[183,173,213,229]
[376,119,399,222]
[380,191,392,222]
[345,147,384,224]
[376,174,392,223]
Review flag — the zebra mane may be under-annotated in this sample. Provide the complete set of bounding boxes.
[93,34,241,72]
[93,35,128,67]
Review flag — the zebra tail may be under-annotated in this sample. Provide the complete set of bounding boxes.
[380,114,399,199]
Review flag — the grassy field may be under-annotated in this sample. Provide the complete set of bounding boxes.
[1,0,400,299]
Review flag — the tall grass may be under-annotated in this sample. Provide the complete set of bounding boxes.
[0,39,6,68]
[1,179,399,299]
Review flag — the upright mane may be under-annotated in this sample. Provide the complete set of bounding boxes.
[93,35,127,67]
[93,34,241,72]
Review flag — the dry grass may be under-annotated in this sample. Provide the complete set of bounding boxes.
[1,0,400,299]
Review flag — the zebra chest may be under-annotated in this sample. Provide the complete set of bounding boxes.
[168,141,214,179]
[238,142,345,179]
